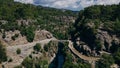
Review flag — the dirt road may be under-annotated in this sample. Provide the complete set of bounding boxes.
[68,41,100,68]
[2,38,56,68]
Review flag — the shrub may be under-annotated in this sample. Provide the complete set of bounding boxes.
[16,48,21,54]
[20,26,35,42]
[22,57,33,68]
[35,60,48,68]
[14,65,22,68]
[33,43,41,52]
[44,44,49,52]
[113,19,120,35]
[0,42,7,63]
[11,34,19,40]
[113,48,120,65]
[2,32,6,39]
[8,58,13,62]
[95,40,102,51]
[96,54,114,68]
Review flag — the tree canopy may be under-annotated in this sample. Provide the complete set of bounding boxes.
[0,42,7,63]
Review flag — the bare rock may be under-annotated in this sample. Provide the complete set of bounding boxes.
[96,29,112,51]
[34,30,53,41]
[4,30,28,46]
[82,45,91,53]
[112,35,120,45]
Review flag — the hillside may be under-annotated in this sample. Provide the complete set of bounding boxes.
[0,0,120,68]
[0,0,87,68]
[70,4,120,68]
[0,0,77,41]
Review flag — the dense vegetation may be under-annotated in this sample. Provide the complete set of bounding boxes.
[71,4,120,41]
[62,42,91,68]
[22,57,48,68]
[71,4,120,50]
[96,54,115,68]
[33,43,41,52]
[0,0,77,41]
[70,4,120,67]
[1,0,120,67]
[113,48,120,66]
[20,26,35,42]
[0,0,75,20]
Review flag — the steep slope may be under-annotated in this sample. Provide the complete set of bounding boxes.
[0,0,77,42]
[70,4,120,68]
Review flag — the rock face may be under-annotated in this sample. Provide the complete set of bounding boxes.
[1,30,28,46]
[16,19,37,26]
[34,30,53,41]
[96,29,120,50]
[0,30,53,46]
[45,40,59,63]
[96,30,112,51]
[75,40,92,56]
[73,22,120,56]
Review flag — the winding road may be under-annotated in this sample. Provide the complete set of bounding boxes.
[68,40,100,68]
[68,41,100,61]
[1,38,100,68]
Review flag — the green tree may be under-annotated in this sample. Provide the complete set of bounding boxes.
[0,42,7,63]
[14,7,26,19]
[20,26,35,42]
[26,26,35,42]
[12,34,19,40]
[101,6,114,21]
[35,60,48,68]
[2,32,6,39]
[95,40,102,51]
[16,48,21,54]
[113,48,120,65]
[22,57,33,68]
[113,19,120,35]
[96,54,114,68]
[77,63,91,68]
[84,5,101,19]
[33,43,41,52]
[14,65,22,68]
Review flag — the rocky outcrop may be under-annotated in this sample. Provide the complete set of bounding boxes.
[0,30,53,46]
[34,30,53,41]
[75,40,92,56]
[96,29,112,51]
[16,19,37,26]
[51,16,75,23]
[73,22,120,56]
[1,30,28,46]
[0,20,8,25]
